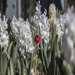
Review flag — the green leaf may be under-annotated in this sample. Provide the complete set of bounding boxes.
[10,60,14,75]
[8,42,13,58]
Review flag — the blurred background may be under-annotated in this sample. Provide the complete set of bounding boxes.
[0,0,75,19]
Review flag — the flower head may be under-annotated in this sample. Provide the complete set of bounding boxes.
[54,15,65,41]
[49,3,56,24]
[0,15,9,50]
[31,3,50,44]
[11,17,34,54]
[34,34,40,44]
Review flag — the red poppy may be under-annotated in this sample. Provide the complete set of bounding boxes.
[34,34,40,44]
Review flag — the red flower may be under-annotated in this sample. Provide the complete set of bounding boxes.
[34,34,40,44]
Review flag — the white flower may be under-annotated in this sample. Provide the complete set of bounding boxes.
[11,17,34,54]
[20,19,34,53]
[39,12,49,43]
[35,1,41,15]
[54,15,64,40]
[32,3,50,44]
[11,16,20,37]
[0,16,9,50]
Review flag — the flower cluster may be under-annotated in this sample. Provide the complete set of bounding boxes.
[31,2,50,44]
[0,15,9,50]
[11,17,34,54]
[49,3,65,41]
[54,15,65,40]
